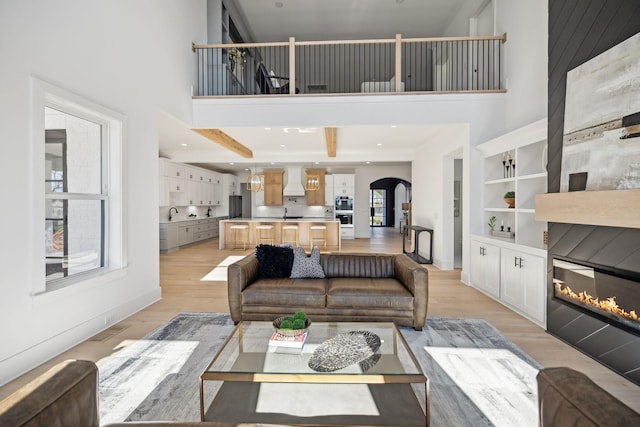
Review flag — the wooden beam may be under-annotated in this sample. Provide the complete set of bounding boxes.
[535,189,640,228]
[325,127,337,157]
[192,128,253,158]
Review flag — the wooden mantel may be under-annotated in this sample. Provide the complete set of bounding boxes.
[535,189,640,228]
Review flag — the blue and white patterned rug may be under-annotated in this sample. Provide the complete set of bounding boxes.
[98,313,541,426]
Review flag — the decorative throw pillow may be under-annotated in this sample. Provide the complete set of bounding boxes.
[255,244,294,278]
[290,246,325,279]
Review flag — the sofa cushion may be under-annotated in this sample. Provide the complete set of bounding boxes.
[327,278,414,309]
[243,278,327,307]
[290,246,325,279]
[321,254,395,278]
[255,244,294,278]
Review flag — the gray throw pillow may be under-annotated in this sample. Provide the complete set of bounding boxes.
[290,246,325,279]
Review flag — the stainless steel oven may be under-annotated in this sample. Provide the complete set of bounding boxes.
[335,196,353,211]
[335,211,353,225]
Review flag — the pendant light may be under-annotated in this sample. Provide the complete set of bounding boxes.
[246,167,264,192]
[305,167,320,191]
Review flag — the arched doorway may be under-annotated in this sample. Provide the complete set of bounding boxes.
[369,178,411,228]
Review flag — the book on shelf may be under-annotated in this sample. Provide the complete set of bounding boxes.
[268,331,308,349]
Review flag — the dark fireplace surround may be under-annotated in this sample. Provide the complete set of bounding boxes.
[548,253,640,386]
[552,256,640,336]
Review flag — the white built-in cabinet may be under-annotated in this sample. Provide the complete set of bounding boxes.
[469,240,500,299]
[159,159,227,207]
[469,119,548,328]
[333,174,355,195]
[324,175,334,206]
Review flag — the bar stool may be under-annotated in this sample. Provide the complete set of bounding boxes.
[255,224,275,245]
[309,224,327,250]
[281,223,299,247]
[229,224,249,250]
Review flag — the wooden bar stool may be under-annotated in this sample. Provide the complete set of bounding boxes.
[281,223,299,247]
[309,224,327,250]
[255,224,275,245]
[229,224,249,250]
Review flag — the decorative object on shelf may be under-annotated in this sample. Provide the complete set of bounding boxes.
[492,230,515,239]
[308,330,381,373]
[503,151,515,178]
[503,191,515,208]
[246,167,264,192]
[273,311,310,336]
[227,47,246,72]
[488,215,497,234]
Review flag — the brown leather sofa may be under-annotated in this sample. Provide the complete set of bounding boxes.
[537,367,640,426]
[228,252,429,330]
[0,359,284,427]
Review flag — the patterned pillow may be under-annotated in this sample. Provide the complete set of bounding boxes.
[255,244,294,278]
[290,246,325,279]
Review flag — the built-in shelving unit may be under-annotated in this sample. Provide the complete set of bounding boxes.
[478,119,548,250]
[470,119,548,328]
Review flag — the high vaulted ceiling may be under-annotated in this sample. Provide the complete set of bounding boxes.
[159,0,489,173]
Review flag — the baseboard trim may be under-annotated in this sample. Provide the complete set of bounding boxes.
[0,288,161,387]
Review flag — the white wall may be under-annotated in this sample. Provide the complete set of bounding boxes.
[412,127,468,269]
[0,0,207,385]
[496,0,548,130]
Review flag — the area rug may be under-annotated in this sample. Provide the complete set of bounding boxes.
[98,313,541,427]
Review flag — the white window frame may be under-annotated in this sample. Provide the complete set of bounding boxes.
[31,78,127,297]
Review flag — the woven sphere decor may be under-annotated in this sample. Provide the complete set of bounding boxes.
[272,316,311,337]
[308,331,382,372]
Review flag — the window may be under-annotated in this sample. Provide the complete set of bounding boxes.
[34,79,125,294]
[45,108,106,283]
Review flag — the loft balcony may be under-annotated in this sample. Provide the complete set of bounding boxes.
[192,34,507,98]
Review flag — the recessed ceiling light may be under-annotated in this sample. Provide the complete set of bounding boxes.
[181,143,188,146]
[244,168,250,171]
[391,125,397,128]
[270,162,275,165]
[265,127,271,130]
[366,161,371,164]
[229,162,234,165]
[377,143,383,146]
[280,144,285,147]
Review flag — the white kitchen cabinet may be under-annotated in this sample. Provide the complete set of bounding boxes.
[178,224,194,246]
[324,175,334,206]
[469,239,500,299]
[500,248,546,324]
[333,174,355,195]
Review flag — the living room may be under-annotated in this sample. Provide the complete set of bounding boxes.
[2,0,640,425]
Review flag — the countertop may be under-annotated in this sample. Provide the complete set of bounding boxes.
[221,217,338,222]
[159,216,224,224]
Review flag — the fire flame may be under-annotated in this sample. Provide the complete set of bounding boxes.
[555,282,639,322]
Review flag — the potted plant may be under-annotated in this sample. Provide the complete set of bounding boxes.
[503,191,515,208]
[227,47,246,71]
[488,215,497,234]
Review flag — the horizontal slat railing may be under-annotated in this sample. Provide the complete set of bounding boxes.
[192,34,506,97]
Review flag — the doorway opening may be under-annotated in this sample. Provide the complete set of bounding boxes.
[369,178,411,231]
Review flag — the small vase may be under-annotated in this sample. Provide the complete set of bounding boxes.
[504,197,515,208]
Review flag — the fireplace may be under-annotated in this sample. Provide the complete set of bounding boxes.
[552,256,640,336]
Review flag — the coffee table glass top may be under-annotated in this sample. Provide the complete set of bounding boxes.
[201,321,425,383]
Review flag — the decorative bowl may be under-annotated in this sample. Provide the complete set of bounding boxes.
[272,316,311,336]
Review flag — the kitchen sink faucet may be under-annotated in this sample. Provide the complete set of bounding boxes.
[169,207,178,221]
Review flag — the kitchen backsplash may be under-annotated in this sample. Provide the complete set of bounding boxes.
[255,199,334,219]
[159,205,217,222]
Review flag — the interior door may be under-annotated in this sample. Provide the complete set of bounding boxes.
[370,189,386,226]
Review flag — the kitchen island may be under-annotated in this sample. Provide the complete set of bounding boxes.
[219,218,341,251]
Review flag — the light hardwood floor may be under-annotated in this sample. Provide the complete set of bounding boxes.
[2,227,640,413]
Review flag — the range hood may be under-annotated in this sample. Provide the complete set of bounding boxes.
[283,166,306,197]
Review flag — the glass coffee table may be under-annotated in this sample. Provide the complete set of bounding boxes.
[200,321,428,426]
